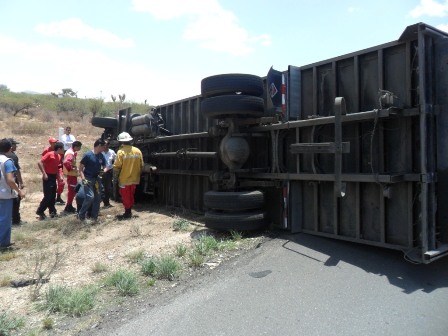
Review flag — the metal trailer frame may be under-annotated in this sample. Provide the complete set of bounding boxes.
[110,23,447,263]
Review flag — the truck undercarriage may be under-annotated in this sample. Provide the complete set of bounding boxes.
[93,23,448,263]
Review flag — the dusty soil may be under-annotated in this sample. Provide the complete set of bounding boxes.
[0,117,266,335]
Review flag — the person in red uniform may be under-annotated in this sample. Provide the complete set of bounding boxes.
[36,142,64,220]
[41,137,57,156]
[42,137,66,205]
[63,140,82,213]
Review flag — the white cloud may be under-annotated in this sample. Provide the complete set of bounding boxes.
[34,18,134,48]
[0,34,198,105]
[437,23,448,31]
[0,35,28,54]
[410,0,448,17]
[131,0,271,56]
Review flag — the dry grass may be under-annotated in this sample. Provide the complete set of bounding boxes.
[0,109,264,335]
[0,110,200,333]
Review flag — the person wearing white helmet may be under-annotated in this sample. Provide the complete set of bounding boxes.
[113,132,143,220]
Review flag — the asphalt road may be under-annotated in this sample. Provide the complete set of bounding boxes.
[86,233,448,336]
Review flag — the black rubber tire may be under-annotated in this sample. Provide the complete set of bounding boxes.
[201,74,264,98]
[204,190,264,211]
[201,95,264,119]
[204,210,267,231]
[91,117,117,129]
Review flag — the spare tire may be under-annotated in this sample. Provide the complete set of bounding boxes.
[91,117,118,129]
[204,210,267,231]
[201,74,264,98]
[201,95,264,119]
[204,190,264,211]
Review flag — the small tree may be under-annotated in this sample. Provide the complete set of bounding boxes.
[61,88,77,98]
[0,84,10,92]
[117,93,126,110]
[0,93,38,116]
[89,97,104,117]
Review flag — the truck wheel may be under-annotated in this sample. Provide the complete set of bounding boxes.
[91,117,118,129]
[201,74,264,98]
[204,190,264,211]
[204,210,267,231]
[201,95,264,119]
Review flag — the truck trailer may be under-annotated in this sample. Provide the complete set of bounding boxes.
[92,22,448,264]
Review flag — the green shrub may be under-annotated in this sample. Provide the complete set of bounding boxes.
[0,311,24,335]
[42,317,54,330]
[172,217,191,232]
[140,258,157,276]
[230,230,243,241]
[88,98,104,117]
[40,285,98,317]
[175,243,187,257]
[188,251,205,267]
[193,234,219,256]
[104,269,139,296]
[218,240,238,251]
[126,249,145,263]
[146,278,156,287]
[155,255,182,281]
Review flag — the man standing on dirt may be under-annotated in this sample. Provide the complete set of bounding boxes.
[42,137,66,205]
[36,142,64,220]
[60,126,76,152]
[78,139,107,222]
[102,140,116,208]
[113,132,143,220]
[0,139,25,249]
[58,127,75,204]
[63,140,82,213]
[5,138,24,225]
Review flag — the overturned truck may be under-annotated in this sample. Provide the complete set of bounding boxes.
[92,23,448,263]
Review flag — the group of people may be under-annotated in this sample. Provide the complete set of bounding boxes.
[0,129,143,249]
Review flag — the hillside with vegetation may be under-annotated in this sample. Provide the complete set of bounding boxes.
[0,84,152,120]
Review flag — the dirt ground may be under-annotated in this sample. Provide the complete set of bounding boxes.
[0,116,266,334]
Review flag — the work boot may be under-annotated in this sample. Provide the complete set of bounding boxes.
[56,195,66,205]
[36,211,46,220]
[116,208,132,221]
[64,204,77,213]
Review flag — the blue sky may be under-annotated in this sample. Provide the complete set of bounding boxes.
[1,0,447,105]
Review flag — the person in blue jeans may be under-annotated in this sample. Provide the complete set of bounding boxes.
[75,182,104,217]
[77,139,107,222]
[0,139,25,248]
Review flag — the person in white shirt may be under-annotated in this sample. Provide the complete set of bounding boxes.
[57,126,76,204]
[60,126,76,152]
[102,140,117,207]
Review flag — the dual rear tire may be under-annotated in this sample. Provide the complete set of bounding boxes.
[201,74,265,119]
[204,190,266,231]
[201,74,267,231]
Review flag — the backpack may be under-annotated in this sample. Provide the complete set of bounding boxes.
[0,154,17,199]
